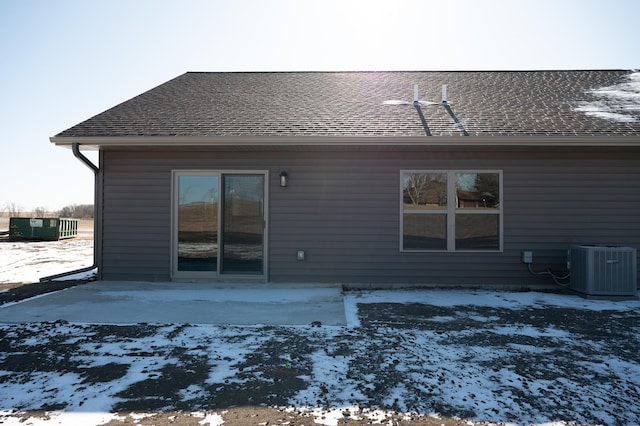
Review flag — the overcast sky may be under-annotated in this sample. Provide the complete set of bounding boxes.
[1,0,639,212]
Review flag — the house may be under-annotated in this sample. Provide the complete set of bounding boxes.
[51,71,640,289]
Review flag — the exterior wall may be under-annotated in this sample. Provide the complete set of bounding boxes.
[100,148,640,289]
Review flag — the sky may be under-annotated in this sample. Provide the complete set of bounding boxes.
[1,0,639,212]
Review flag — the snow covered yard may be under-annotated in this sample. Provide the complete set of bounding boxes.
[1,290,639,425]
[0,235,93,287]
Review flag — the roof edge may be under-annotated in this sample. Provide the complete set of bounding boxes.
[50,135,640,149]
[184,69,637,74]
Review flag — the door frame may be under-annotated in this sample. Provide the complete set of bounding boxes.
[170,170,269,281]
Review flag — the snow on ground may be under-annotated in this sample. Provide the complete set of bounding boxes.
[1,236,640,425]
[0,239,94,285]
[1,290,639,425]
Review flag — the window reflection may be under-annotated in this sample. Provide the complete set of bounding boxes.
[222,175,264,274]
[455,214,499,250]
[403,213,447,250]
[455,173,499,209]
[403,173,447,209]
[177,175,218,271]
[401,170,502,252]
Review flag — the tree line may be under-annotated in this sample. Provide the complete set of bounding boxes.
[2,203,94,219]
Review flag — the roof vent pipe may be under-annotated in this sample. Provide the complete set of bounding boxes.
[40,143,99,282]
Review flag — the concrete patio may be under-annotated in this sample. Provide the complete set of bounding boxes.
[0,281,347,326]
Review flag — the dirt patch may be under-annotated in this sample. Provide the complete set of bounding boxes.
[1,282,638,424]
[5,407,484,425]
[104,407,486,425]
[1,299,639,425]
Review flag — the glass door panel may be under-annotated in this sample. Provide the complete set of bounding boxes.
[221,175,264,274]
[177,175,219,271]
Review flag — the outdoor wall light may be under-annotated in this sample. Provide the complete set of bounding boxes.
[280,171,289,187]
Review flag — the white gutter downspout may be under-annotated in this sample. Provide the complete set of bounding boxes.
[40,143,99,282]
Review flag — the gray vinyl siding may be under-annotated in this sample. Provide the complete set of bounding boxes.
[101,153,171,281]
[100,148,640,288]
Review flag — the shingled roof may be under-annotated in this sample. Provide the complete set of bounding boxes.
[54,70,640,140]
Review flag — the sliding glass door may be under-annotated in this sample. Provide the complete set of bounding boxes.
[221,174,265,274]
[173,171,266,278]
[176,174,219,272]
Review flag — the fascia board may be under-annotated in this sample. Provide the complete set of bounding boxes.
[50,135,640,149]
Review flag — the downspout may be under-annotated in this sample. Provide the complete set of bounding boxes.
[40,143,100,282]
[72,142,99,174]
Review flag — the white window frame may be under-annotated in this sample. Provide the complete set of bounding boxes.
[400,170,503,253]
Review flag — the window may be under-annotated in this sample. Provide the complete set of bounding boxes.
[401,171,502,252]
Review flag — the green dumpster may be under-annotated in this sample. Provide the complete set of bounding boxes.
[9,217,79,241]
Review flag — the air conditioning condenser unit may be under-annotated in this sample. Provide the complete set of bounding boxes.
[569,245,637,297]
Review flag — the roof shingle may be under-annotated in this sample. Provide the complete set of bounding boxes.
[55,70,640,138]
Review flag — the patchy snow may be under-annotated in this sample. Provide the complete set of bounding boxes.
[1,290,639,425]
[344,289,638,326]
[1,238,640,425]
[0,412,120,425]
[575,71,640,122]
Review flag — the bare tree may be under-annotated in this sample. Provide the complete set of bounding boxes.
[404,174,429,205]
[403,173,447,206]
[33,206,48,217]
[58,204,94,219]
[3,202,23,217]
